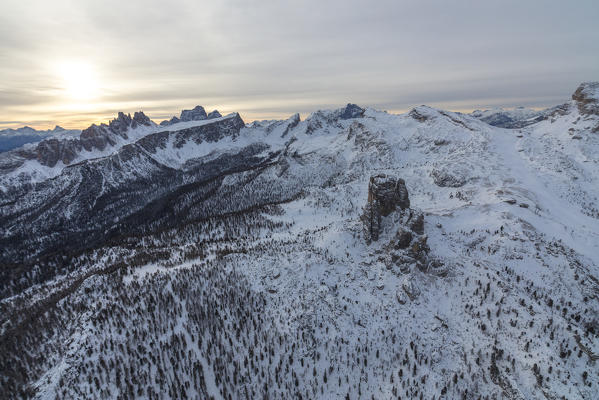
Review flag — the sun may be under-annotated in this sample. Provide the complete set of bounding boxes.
[57,61,100,101]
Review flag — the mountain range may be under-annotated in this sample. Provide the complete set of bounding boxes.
[1,82,598,399]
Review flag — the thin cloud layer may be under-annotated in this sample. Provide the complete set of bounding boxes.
[1,0,598,129]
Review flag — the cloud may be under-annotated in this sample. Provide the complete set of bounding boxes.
[0,0,598,129]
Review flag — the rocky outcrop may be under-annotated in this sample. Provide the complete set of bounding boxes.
[340,103,365,119]
[180,106,208,122]
[160,117,180,126]
[409,108,430,122]
[361,174,430,273]
[367,174,410,216]
[160,106,222,126]
[361,174,411,243]
[430,167,466,188]
[572,82,599,116]
[207,110,222,119]
[108,111,152,137]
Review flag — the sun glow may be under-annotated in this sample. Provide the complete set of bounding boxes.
[57,61,100,101]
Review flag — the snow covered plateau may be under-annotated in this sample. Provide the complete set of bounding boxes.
[1,85,598,399]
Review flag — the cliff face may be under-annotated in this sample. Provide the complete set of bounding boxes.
[572,82,599,116]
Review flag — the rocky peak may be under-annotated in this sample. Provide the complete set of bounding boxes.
[360,174,430,272]
[180,106,208,122]
[109,112,133,135]
[133,111,152,126]
[361,174,411,244]
[572,82,599,116]
[207,110,222,119]
[340,103,365,119]
[160,106,221,126]
[160,117,180,126]
[108,111,152,136]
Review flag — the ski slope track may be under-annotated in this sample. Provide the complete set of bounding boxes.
[0,83,598,399]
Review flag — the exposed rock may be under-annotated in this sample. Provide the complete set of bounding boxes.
[400,276,420,300]
[166,113,246,149]
[133,111,152,126]
[0,110,155,169]
[407,211,424,235]
[109,112,134,136]
[159,106,216,126]
[304,104,363,134]
[160,116,180,126]
[361,174,411,244]
[80,125,115,152]
[281,113,300,137]
[361,174,421,249]
[409,108,430,122]
[431,168,466,188]
[394,226,413,249]
[360,175,430,274]
[367,174,410,216]
[35,138,78,166]
[180,106,208,122]
[339,103,365,119]
[572,82,599,116]
[470,107,544,128]
[361,200,381,243]
[207,110,222,119]
[410,235,429,263]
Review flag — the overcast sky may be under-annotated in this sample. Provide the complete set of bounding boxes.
[1,0,598,129]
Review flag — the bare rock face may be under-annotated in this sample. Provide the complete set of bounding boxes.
[361,174,430,272]
[160,106,222,126]
[361,174,411,244]
[160,117,180,126]
[180,106,208,122]
[367,174,410,216]
[361,200,382,243]
[572,82,599,116]
[339,103,365,119]
[572,82,599,133]
[430,167,466,188]
[393,226,413,249]
[207,110,222,119]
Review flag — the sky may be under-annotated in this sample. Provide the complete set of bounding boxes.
[1,0,598,129]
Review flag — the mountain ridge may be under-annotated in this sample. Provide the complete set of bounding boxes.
[1,82,598,399]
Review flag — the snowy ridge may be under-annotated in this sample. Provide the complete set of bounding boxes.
[0,112,242,192]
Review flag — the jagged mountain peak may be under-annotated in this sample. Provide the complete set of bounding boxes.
[159,105,223,126]
[340,103,365,119]
[180,105,207,121]
[107,110,153,134]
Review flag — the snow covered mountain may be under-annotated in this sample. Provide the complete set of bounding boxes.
[0,126,80,153]
[1,83,598,399]
[469,107,545,128]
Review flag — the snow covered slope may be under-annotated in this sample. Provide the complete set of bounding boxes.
[1,84,598,399]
